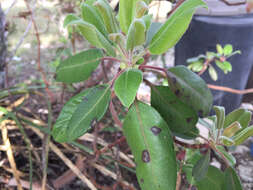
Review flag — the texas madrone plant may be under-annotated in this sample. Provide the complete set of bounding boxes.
[52,0,253,189]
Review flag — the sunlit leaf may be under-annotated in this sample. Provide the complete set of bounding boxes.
[148,0,207,54]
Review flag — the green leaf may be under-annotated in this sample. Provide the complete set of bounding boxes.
[223,121,241,137]
[123,101,176,190]
[56,49,103,83]
[167,66,213,117]
[145,22,162,47]
[223,61,232,73]
[216,44,223,55]
[94,0,119,33]
[60,84,111,142]
[64,17,115,56]
[119,0,139,33]
[192,150,210,181]
[114,69,143,108]
[208,65,218,81]
[213,106,225,129]
[52,89,92,142]
[135,0,148,18]
[233,125,253,145]
[223,167,243,190]
[81,3,108,36]
[63,14,80,28]
[190,61,204,72]
[216,145,236,166]
[196,166,225,190]
[126,18,146,50]
[151,85,198,137]
[219,136,235,146]
[148,0,207,54]
[224,108,252,130]
[223,44,233,56]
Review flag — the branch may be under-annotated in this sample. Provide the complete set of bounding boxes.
[23,0,54,102]
[208,84,253,95]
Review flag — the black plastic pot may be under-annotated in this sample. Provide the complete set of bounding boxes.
[175,14,253,113]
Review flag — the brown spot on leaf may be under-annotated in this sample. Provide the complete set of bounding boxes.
[198,110,204,117]
[90,118,97,129]
[140,178,144,183]
[142,150,150,163]
[151,126,162,136]
[83,97,89,102]
[186,117,193,123]
[97,85,106,90]
[171,77,177,85]
[175,89,180,97]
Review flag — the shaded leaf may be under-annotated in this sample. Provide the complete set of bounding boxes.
[167,66,213,117]
[213,106,225,129]
[224,108,252,130]
[149,0,207,54]
[223,167,243,190]
[126,18,146,50]
[151,85,198,137]
[123,101,176,190]
[114,69,143,108]
[62,84,111,142]
[196,166,225,190]
[192,150,210,181]
[56,49,103,83]
[52,89,92,142]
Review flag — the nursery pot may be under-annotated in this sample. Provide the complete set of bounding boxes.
[175,0,253,113]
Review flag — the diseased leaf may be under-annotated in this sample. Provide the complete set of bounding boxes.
[223,167,243,190]
[114,69,143,108]
[52,89,92,142]
[61,84,111,142]
[213,106,225,129]
[224,108,252,130]
[149,0,207,54]
[81,3,108,36]
[192,150,210,181]
[64,17,115,56]
[126,18,146,50]
[135,0,148,18]
[196,166,225,190]
[233,125,253,145]
[119,0,139,33]
[123,101,177,190]
[151,85,198,137]
[56,49,103,83]
[167,66,213,117]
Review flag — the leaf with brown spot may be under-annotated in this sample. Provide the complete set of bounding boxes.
[123,101,177,190]
[151,85,198,138]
